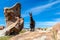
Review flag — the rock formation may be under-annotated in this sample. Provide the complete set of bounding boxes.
[51,23,60,40]
[52,23,60,31]
[4,3,24,35]
[0,26,4,30]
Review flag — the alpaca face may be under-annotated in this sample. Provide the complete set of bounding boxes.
[29,13,32,17]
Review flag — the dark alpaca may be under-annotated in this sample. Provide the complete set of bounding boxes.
[29,13,35,31]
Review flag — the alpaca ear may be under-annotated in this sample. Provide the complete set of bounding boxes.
[29,12,32,16]
[29,12,30,15]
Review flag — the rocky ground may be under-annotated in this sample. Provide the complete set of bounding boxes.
[9,29,60,40]
[9,23,60,40]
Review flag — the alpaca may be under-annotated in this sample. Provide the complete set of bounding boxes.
[29,13,35,31]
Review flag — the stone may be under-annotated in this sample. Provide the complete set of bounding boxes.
[4,3,24,35]
[0,26,4,30]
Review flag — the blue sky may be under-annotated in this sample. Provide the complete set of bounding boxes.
[0,0,60,28]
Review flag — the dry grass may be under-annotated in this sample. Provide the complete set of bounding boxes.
[0,36,12,40]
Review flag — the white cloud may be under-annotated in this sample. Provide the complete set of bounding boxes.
[23,0,60,28]
[22,0,60,17]
[24,21,58,28]
[35,22,58,28]
[53,18,60,22]
[56,12,60,15]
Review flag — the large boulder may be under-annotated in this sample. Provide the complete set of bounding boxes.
[4,3,24,35]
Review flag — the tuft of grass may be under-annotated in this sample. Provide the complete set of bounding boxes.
[19,30,26,33]
[52,30,57,40]
[0,30,26,40]
[0,36,12,40]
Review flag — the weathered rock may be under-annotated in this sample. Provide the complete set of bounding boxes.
[0,26,4,30]
[4,3,24,35]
